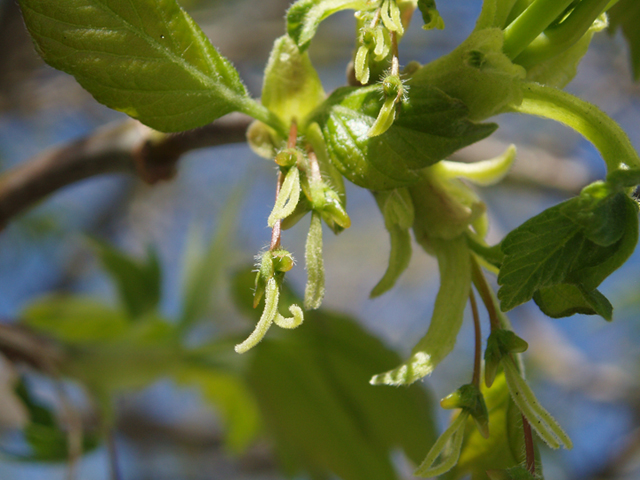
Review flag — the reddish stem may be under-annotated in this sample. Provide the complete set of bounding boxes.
[469,289,482,388]
[270,121,298,251]
[287,120,298,149]
[470,256,501,332]
[522,414,537,476]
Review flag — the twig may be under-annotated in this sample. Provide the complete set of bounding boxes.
[469,290,482,388]
[0,113,252,229]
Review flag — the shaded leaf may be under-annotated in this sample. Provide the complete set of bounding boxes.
[174,366,262,453]
[19,0,252,132]
[497,189,639,312]
[608,0,640,81]
[606,168,640,189]
[13,379,100,462]
[91,240,161,319]
[232,268,437,479]
[22,296,129,344]
[446,373,532,480]
[533,284,612,321]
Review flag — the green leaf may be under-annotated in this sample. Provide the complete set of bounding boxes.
[497,189,639,312]
[286,0,371,51]
[180,186,242,329]
[370,236,471,385]
[502,358,572,449]
[19,0,258,132]
[418,0,445,30]
[14,379,100,462]
[91,240,161,319]
[608,0,640,81]
[174,366,262,453]
[486,466,540,480]
[22,296,129,344]
[61,315,182,396]
[232,268,437,477]
[533,283,613,320]
[262,35,326,125]
[308,84,497,191]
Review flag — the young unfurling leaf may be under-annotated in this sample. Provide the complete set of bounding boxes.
[287,0,372,51]
[262,35,326,125]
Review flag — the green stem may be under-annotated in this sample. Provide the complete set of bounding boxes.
[238,97,287,137]
[514,0,610,67]
[502,0,576,59]
[509,82,640,172]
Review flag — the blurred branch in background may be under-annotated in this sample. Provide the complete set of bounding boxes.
[0,114,252,229]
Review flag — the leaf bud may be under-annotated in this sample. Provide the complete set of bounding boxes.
[320,188,351,229]
[382,73,403,100]
[484,330,529,387]
[275,147,301,167]
[271,249,295,273]
[440,383,489,438]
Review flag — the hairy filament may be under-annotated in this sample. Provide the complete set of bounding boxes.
[503,357,572,449]
[414,411,469,477]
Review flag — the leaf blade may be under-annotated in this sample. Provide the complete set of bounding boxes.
[20,0,252,132]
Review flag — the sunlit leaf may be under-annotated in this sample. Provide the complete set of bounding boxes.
[262,35,325,125]
[19,0,255,132]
